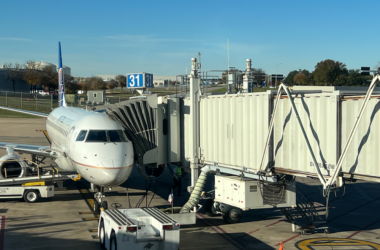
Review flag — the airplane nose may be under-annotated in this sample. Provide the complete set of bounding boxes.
[101,159,123,168]
[99,159,128,186]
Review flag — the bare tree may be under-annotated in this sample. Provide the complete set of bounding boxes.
[251,68,266,87]
[107,79,118,89]
[24,60,39,70]
[41,66,58,92]
[115,75,126,92]
[3,63,24,92]
[23,60,41,92]
[84,77,107,90]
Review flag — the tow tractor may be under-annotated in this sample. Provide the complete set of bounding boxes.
[98,205,180,250]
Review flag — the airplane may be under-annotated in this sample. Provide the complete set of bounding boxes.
[0,42,134,214]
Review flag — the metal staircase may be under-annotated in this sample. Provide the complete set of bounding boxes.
[281,186,327,234]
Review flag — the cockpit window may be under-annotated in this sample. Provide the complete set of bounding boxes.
[76,130,87,141]
[86,130,107,142]
[108,130,128,142]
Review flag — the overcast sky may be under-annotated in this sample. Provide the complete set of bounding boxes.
[1,0,379,77]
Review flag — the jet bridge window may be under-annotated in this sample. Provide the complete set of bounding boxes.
[76,130,87,141]
[86,130,107,142]
[108,130,128,142]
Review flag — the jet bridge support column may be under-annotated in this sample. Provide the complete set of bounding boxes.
[189,58,200,200]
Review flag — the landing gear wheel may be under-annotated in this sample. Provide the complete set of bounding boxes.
[101,201,108,210]
[110,231,117,250]
[94,202,100,216]
[223,208,242,224]
[204,199,219,217]
[111,203,122,209]
[99,220,106,249]
[324,228,329,234]
[24,190,39,203]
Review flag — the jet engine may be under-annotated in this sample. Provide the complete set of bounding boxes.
[0,154,28,179]
[137,163,166,180]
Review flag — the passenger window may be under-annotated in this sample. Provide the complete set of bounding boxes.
[108,130,127,142]
[76,130,87,141]
[86,130,107,142]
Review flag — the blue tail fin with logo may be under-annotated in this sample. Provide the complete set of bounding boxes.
[58,42,67,107]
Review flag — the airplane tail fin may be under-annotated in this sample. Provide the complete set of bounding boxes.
[58,42,67,107]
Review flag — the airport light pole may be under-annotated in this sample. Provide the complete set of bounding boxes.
[276,63,282,87]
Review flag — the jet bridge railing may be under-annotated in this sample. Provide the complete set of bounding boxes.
[258,75,380,197]
[258,84,328,194]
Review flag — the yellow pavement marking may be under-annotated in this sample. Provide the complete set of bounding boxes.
[88,229,98,233]
[79,188,95,209]
[78,212,95,215]
[296,238,380,250]
[82,217,99,221]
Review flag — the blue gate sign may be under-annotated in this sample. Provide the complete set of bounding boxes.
[145,73,153,88]
[127,73,154,88]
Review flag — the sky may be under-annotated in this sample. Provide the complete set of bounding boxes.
[0,0,379,78]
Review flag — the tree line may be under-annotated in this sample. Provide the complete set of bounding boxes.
[284,59,379,86]
[2,60,127,94]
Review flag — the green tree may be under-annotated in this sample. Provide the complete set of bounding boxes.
[294,73,306,85]
[335,75,347,86]
[284,70,298,85]
[313,59,348,85]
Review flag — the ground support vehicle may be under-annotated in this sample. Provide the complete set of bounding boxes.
[98,207,180,250]
[0,182,54,202]
[0,173,80,202]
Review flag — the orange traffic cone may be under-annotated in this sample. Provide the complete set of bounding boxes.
[279,242,284,250]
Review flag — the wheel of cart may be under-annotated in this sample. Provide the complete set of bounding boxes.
[110,230,117,250]
[99,219,106,249]
[223,208,242,223]
[24,190,39,203]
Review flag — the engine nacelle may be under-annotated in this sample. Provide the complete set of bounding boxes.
[0,154,28,179]
[137,163,166,180]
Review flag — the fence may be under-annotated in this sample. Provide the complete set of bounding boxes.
[0,91,60,114]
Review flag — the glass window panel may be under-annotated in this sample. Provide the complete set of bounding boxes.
[86,130,107,142]
[76,130,87,141]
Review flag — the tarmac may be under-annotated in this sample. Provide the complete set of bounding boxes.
[1,118,380,249]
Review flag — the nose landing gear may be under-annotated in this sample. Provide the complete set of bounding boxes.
[92,184,109,216]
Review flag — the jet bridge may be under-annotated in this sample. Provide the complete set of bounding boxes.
[105,95,183,179]
[105,58,380,227]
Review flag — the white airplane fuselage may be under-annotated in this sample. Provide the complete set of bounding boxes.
[46,106,134,187]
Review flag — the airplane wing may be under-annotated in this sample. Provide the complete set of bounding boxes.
[0,142,58,158]
[0,106,49,118]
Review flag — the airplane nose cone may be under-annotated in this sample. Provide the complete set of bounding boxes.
[101,159,123,168]
[97,159,130,186]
